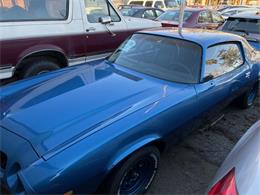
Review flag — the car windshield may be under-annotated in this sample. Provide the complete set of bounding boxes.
[157,10,192,22]
[223,17,260,35]
[108,34,202,84]
[120,8,139,16]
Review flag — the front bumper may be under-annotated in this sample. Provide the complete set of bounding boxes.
[0,66,15,79]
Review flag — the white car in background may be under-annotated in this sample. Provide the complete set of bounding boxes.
[208,120,260,195]
[220,7,260,19]
[127,0,179,10]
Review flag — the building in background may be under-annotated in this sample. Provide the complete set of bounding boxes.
[186,0,259,6]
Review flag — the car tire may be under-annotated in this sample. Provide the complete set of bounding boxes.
[238,82,259,109]
[20,57,61,79]
[104,146,160,195]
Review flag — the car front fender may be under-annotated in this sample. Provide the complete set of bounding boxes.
[107,134,162,171]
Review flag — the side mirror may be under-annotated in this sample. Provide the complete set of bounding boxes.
[203,74,214,82]
[99,16,112,24]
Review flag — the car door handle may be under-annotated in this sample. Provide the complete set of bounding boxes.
[86,27,96,32]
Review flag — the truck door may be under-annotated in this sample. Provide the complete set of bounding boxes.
[81,0,127,60]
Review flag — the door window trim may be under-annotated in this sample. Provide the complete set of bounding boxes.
[202,41,245,82]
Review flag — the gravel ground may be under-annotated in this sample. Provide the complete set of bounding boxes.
[0,79,259,195]
[148,94,260,194]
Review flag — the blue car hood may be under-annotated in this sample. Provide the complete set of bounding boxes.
[0,62,167,157]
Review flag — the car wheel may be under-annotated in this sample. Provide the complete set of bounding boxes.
[20,57,61,79]
[238,82,259,109]
[105,146,160,195]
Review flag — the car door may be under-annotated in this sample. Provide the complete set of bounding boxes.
[81,0,127,60]
[194,42,249,125]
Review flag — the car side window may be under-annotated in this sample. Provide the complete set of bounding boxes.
[198,11,211,23]
[155,9,163,17]
[212,12,224,23]
[154,1,164,9]
[143,9,156,19]
[84,0,120,23]
[204,43,244,79]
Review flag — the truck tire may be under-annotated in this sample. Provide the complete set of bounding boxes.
[20,57,61,79]
[104,146,160,194]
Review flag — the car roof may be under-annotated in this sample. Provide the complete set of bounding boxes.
[166,7,207,12]
[121,6,157,10]
[221,7,255,12]
[139,28,244,47]
[230,10,260,19]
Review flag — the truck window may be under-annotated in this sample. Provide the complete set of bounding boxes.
[154,1,164,9]
[0,0,69,22]
[145,1,153,7]
[84,0,120,23]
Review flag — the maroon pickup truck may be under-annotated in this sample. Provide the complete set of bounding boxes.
[0,0,160,80]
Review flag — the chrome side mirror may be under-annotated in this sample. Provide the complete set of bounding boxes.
[99,16,112,24]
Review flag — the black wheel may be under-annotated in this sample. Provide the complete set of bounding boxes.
[105,146,160,195]
[237,82,259,109]
[19,57,61,79]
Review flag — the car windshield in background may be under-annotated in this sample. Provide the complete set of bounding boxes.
[223,18,260,34]
[0,0,68,22]
[120,8,139,16]
[157,10,192,22]
[108,34,202,84]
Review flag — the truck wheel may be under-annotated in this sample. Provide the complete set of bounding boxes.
[20,57,61,79]
[105,146,160,194]
[238,82,259,109]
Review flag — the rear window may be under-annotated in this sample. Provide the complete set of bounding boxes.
[158,10,192,22]
[223,17,260,34]
[0,0,69,22]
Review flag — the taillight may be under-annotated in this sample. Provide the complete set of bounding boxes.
[208,168,237,195]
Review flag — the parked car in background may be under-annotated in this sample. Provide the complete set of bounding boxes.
[156,8,225,29]
[220,7,259,19]
[208,120,260,195]
[119,5,164,20]
[0,0,160,81]
[217,5,250,13]
[220,11,260,51]
[128,0,166,9]
[0,28,259,194]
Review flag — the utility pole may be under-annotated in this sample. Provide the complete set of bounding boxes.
[178,0,186,35]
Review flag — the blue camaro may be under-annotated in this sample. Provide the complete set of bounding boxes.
[0,29,259,194]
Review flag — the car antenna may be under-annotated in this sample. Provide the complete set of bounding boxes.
[178,0,186,36]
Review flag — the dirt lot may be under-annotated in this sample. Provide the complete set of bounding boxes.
[148,94,260,194]
[0,78,259,194]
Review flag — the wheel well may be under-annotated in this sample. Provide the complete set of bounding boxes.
[15,51,68,72]
[96,139,166,193]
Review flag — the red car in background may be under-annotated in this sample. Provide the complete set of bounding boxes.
[156,8,225,29]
